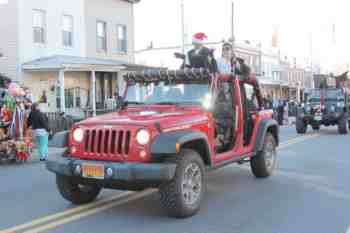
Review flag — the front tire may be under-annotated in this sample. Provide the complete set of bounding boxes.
[56,175,101,205]
[296,118,307,134]
[250,133,277,178]
[338,114,349,134]
[312,124,320,131]
[159,149,205,218]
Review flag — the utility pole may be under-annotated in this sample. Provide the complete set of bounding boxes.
[181,0,185,54]
[258,42,262,76]
[309,32,314,88]
[231,1,235,49]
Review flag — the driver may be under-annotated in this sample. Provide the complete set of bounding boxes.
[214,83,233,150]
[187,32,218,73]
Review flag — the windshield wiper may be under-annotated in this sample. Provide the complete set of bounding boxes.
[125,101,145,105]
[151,102,179,105]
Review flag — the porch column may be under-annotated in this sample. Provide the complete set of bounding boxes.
[91,71,97,117]
[58,70,65,113]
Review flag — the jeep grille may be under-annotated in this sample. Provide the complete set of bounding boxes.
[83,129,131,158]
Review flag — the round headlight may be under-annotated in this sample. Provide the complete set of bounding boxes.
[337,102,345,108]
[330,105,336,112]
[136,129,150,145]
[305,106,311,113]
[72,128,84,142]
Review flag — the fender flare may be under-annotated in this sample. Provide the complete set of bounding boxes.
[253,119,279,153]
[150,130,212,165]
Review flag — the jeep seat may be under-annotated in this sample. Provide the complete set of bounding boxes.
[213,90,233,148]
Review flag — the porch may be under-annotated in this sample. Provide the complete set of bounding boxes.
[21,55,138,117]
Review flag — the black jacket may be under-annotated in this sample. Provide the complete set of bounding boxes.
[187,47,218,73]
[28,110,49,131]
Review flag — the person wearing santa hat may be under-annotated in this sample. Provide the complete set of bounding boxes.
[187,32,217,73]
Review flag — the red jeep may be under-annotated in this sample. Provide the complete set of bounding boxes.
[47,68,279,218]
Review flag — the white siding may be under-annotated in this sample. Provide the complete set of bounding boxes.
[17,0,86,66]
[0,0,19,80]
[84,0,135,63]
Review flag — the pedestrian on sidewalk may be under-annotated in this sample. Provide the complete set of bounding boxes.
[277,99,285,126]
[28,103,49,161]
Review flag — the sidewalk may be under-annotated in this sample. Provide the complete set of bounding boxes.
[28,147,66,162]
[279,116,296,127]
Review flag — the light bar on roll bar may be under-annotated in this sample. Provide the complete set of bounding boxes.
[124,68,212,84]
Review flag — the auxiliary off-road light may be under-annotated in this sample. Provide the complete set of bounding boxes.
[72,128,84,143]
[74,165,82,175]
[106,168,114,177]
[136,129,150,145]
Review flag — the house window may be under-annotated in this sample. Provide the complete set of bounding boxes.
[33,9,46,44]
[62,15,73,47]
[117,25,127,53]
[97,21,107,51]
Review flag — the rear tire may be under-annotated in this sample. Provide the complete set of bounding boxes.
[296,118,307,134]
[159,149,205,218]
[56,175,101,205]
[338,114,349,135]
[250,133,277,178]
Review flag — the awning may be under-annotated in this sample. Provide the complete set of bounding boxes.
[21,55,127,72]
[258,77,281,86]
[21,55,163,73]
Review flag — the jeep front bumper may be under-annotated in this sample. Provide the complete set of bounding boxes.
[300,113,341,123]
[46,154,177,185]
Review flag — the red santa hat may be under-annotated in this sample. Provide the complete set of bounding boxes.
[192,32,208,45]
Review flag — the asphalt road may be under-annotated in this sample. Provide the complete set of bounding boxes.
[0,125,349,233]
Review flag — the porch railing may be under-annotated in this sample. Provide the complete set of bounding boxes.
[83,108,116,118]
[45,108,116,136]
[45,112,77,136]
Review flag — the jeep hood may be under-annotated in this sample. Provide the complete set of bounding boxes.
[79,107,209,129]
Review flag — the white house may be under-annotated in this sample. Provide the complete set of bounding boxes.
[0,0,140,116]
[259,50,283,99]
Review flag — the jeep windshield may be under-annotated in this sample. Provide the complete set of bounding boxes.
[308,90,321,103]
[324,89,344,101]
[125,82,211,106]
[308,89,344,103]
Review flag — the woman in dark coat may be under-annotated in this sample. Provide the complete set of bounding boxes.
[28,103,49,161]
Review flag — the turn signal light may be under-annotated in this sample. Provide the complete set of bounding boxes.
[71,146,77,154]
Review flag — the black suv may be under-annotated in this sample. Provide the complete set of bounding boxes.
[296,88,350,134]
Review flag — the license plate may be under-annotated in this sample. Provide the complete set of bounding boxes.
[82,164,105,179]
[314,116,322,121]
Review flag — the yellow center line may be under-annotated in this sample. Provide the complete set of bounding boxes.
[0,191,134,233]
[0,133,322,233]
[22,189,157,233]
[279,134,320,149]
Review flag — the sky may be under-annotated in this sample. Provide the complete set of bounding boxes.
[134,0,350,73]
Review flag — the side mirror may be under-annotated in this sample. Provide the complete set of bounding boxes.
[174,52,186,60]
